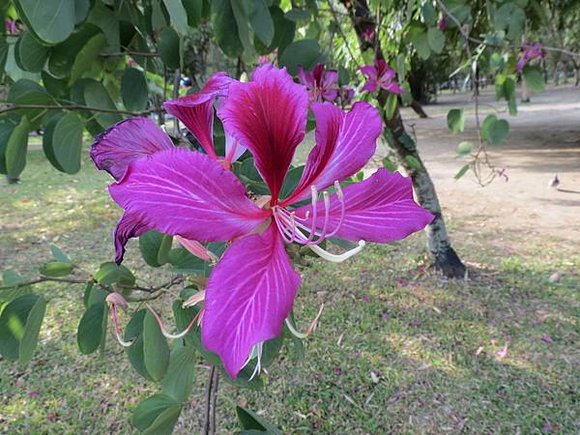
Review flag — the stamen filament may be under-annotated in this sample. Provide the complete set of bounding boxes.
[284,304,325,339]
[146,304,198,339]
[308,240,366,263]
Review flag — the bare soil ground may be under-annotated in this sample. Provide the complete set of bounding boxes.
[401,84,580,245]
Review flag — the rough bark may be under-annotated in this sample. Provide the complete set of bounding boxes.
[340,0,466,278]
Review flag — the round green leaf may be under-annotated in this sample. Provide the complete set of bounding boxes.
[83,80,122,128]
[0,294,40,361]
[13,0,76,44]
[69,32,107,84]
[427,27,445,54]
[77,301,106,354]
[94,261,136,286]
[48,112,84,174]
[5,117,30,179]
[0,122,16,175]
[161,345,196,401]
[143,311,170,381]
[249,0,275,46]
[132,393,181,434]
[16,32,49,73]
[125,309,153,380]
[19,295,47,366]
[446,108,465,134]
[42,113,66,172]
[456,141,474,156]
[488,119,510,145]
[211,0,243,57]
[40,261,74,277]
[158,27,181,69]
[47,24,101,79]
[279,39,324,76]
[121,68,149,111]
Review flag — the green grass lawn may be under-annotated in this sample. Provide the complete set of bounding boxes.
[1,149,578,434]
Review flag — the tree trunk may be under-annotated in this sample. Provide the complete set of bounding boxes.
[410,99,429,118]
[340,0,465,278]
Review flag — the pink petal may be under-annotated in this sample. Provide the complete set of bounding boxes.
[283,101,381,204]
[383,82,402,94]
[374,59,388,76]
[176,236,215,262]
[295,168,434,243]
[201,224,300,378]
[297,66,314,88]
[109,148,268,262]
[362,80,378,93]
[113,211,152,263]
[90,118,173,180]
[321,88,339,102]
[219,64,308,200]
[164,72,234,159]
[322,69,338,89]
[359,65,377,80]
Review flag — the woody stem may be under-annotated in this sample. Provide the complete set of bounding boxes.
[203,366,220,435]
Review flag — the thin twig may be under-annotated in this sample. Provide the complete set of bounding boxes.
[100,50,160,57]
[326,0,359,65]
[172,68,181,137]
[0,103,155,117]
[203,366,220,435]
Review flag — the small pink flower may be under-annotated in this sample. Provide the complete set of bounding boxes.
[362,28,375,42]
[540,334,553,344]
[297,64,339,103]
[517,42,543,73]
[437,18,446,31]
[360,60,402,94]
[497,343,508,359]
[4,20,19,35]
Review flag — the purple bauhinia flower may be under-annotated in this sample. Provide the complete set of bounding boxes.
[297,64,339,102]
[360,59,402,94]
[517,42,543,73]
[91,64,433,379]
[338,85,355,106]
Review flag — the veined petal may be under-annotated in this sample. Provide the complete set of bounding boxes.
[201,224,300,378]
[382,82,402,94]
[322,69,338,89]
[164,72,234,159]
[219,64,308,200]
[297,66,314,88]
[109,148,268,260]
[295,168,434,243]
[113,211,151,263]
[360,65,377,80]
[282,101,381,205]
[90,118,173,180]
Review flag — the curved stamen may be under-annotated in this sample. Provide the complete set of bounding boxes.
[285,304,325,339]
[309,240,366,263]
[243,342,264,381]
[325,181,346,238]
[146,304,198,339]
[110,306,133,347]
[303,186,319,244]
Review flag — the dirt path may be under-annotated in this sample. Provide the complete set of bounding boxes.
[400,85,580,245]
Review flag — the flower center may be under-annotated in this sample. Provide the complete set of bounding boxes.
[271,181,365,262]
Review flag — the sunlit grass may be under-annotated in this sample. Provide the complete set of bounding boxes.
[0,149,578,433]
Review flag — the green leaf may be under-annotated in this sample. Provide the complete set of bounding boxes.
[49,244,71,263]
[481,114,497,141]
[161,345,196,401]
[143,311,170,381]
[0,294,40,361]
[454,164,469,180]
[5,116,30,179]
[124,309,153,380]
[50,112,84,174]
[157,235,173,265]
[163,0,190,35]
[279,39,324,76]
[87,1,120,52]
[0,122,16,175]
[384,93,398,120]
[18,295,47,366]
[94,262,136,286]
[408,26,430,60]
[16,32,49,72]
[279,166,304,200]
[421,3,437,25]
[83,80,122,128]
[456,141,474,156]
[42,114,66,172]
[427,27,444,54]
[212,0,243,57]
[231,0,254,57]
[69,32,107,84]
[522,66,544,93]
[167,247,207,274]
[382,156,398,172]
[488,119,509,145]
[158,27,181,69]
[255,6,295,55]
[236,406,282,434]
[77,301,106,354]
[405,155,422,171]
[14,0,76,44]
[121,68,149,111]
[2,270,25,287]
[446,109,465,134]
[285,9,310,22]
[47,24,101,79]
[139,230,166,267]
[39,261,74,277]
[182,0,203,27]
[249,0,275,46]
[132,393,181,434]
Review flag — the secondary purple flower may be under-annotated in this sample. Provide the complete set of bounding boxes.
[297,64,339,102]
[517,42,543,73]
[92,64,433,379]
[437,18,446,31]
[360,59,402,94]
[338,85,355,106]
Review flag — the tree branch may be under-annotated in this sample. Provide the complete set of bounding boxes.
[0,103,155,117]
[203,366,220,435]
